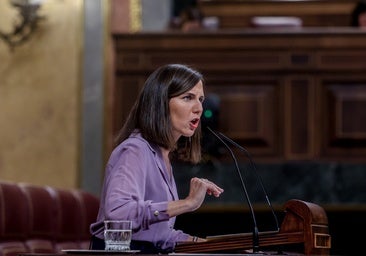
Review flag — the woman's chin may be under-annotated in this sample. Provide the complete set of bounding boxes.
[183,130,195,137]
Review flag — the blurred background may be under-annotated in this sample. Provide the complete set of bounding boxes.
[1,0,366,255]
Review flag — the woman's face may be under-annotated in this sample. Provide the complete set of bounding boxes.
[359,12,366,27]
[169,80,204,141]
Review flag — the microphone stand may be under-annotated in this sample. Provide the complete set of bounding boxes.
[206,127,260,253]
[217,131,280,232]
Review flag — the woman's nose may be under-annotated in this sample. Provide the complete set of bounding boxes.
[194,101,203,114]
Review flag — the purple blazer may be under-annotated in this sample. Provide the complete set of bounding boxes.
[90,132,189,250]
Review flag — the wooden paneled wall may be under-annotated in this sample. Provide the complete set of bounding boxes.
[111,28,366,162]
[198,0,359,28]
[113,29,366,161]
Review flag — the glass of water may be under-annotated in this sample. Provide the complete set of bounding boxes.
[104,220,132,251]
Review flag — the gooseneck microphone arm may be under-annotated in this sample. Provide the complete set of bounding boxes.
[206,127,260,253]
[217,131,280,232]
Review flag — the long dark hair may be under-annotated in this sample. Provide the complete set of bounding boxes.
[351,1,366,27]
[115,64,204,163]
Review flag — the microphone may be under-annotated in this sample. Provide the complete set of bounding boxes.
[215,130,284,255]
[215,131,280,232]
[206,126,260,253]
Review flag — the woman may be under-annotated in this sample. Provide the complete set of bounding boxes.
[90,64,224,253]
[351,1,366,27]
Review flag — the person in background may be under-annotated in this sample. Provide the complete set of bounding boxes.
[170,0,198,29]
[351,1,366,27]
[179,6,204,31]
[90,64,224,253]
[169,5,204,31]
[169,5,219,31]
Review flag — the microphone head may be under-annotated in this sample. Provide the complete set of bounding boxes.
[202,126,224,157]
[202,93,220,130]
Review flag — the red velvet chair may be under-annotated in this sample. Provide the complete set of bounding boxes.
[19,183,58,253]
[73,190,99,249]
[0,181,100,255]
[53,187,84,251]
[0,182,30,256]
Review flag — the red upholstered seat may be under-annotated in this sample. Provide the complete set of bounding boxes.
[0,182,30,256]
[0,181,100,255]
[53,188,84,251]
[19,184,58,253]
[73,190,99,249]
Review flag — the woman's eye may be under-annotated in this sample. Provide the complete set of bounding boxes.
[183,95,192,100]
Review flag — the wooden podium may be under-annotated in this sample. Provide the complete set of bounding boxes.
[174,199,331,255]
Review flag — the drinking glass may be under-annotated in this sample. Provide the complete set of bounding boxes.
[104,220,132,251]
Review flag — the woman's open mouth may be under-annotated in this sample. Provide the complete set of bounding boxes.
[190,118,200,129]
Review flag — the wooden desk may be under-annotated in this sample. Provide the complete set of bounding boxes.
[17,199,330,256]
[18,252,307,256]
